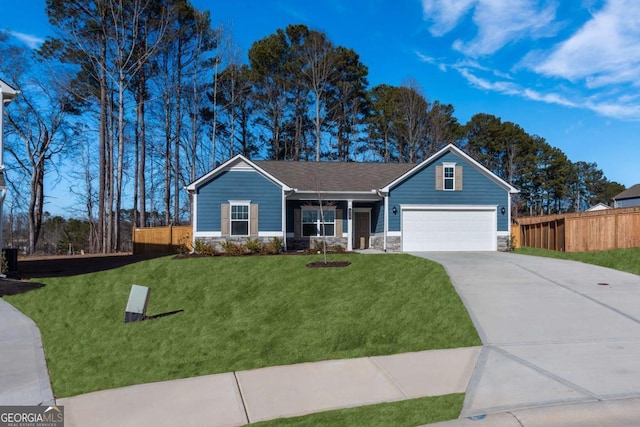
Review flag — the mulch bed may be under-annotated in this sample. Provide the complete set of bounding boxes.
[306,261,351,268]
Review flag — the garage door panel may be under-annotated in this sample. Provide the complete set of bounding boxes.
[402,207,496,251]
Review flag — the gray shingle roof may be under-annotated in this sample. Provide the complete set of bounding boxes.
[614,184,640,200]
[255,161,416,192]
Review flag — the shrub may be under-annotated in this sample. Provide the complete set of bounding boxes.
[263,237,283,255]
[245,238,263,254]
[194,240,216,256]
[331,244,346,253]
[176,233,192,255]
[220,240,247,256]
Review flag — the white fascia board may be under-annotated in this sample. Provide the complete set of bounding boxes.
[288,190,380,201]
[0,79,19,102]
[381,144,519,194]
[194,231,222,238]
[186,154,291,193]
[258,231,285,237]
[400,204,498,211]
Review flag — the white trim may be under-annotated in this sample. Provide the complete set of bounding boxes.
[282,189,287,251]
[230,202,250,237]
[387,231,401,237]
[192,192,198,240]
[400,204,498,211]
[194,231,222,238]
[383,195,389,251]
[288,191,380,201]
[352,208,371,250]
[347,200,353,251]
[382,144,519,194]
[443,163,456,191]
[301,206,337,237]
[258,231,285,237]
[186,154,291,192]
[497,231,510,237]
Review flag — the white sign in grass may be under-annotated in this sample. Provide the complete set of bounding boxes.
[125,284,150,323]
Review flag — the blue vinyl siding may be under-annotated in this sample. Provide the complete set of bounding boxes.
[388,151,510,231]
[616,198,640,208]
[196,170,282,232]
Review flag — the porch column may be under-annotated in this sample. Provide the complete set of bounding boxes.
[282,189,287,251]
[347,199,353,251]
[383,194,388,252]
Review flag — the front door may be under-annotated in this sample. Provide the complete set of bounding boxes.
[353,211,370,249]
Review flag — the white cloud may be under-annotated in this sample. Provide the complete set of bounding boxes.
[457,68,520,95]
[422,0,559,56]
[7,30,44,49]
[419,0,640,121]
[521,88,577,108]
[422,0,476,36]
[458,0,558,56]
[534,0,640,87]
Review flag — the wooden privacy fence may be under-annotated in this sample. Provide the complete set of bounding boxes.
[515,206,640,252]
[132,225,192,255]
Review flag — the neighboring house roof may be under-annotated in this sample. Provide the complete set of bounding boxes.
[256,161,415,192]
[585,202,611,211]
[614,184,640,200]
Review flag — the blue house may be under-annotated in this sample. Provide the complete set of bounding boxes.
[186,144,519,252]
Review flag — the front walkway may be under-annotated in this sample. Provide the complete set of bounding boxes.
[0,297,54,405]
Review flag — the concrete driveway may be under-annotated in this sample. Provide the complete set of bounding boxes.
[414,252,640,417]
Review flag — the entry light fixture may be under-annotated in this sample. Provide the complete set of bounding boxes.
[500,206,506,215]
[392,206,398,214]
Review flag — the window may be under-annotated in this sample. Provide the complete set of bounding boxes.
[302,208,335,237]
[443,165,455,190]
[230,204,249,236]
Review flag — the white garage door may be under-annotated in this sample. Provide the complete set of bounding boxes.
[402,205,497,251]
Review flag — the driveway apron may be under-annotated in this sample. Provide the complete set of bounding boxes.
[414,252,640,417]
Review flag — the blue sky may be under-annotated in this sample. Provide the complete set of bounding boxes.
[3,0,640,195]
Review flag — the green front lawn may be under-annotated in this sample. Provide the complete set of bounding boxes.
[6,253,480,398]
[253,394,465,427]
[515,247,640,276]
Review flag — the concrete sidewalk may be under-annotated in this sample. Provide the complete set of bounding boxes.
[58,347,481,427]
[0,297,54,406]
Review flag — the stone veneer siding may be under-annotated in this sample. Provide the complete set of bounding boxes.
[287,237,348,252]
[195,236,280,252]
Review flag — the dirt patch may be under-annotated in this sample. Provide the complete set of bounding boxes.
[0,279,46,296]
[14,253,164,279]
[306,261,351,268]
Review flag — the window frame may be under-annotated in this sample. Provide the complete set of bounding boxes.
[229,201,250,237]
[301,207,336,237]
[443,163,456,191]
